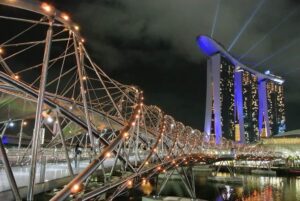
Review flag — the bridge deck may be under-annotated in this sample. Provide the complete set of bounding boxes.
[0,160,89,192]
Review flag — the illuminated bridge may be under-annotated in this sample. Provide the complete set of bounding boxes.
[0,1,283,201]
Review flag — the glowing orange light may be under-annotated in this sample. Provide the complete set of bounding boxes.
[41,2,52,13]
[74,25,80,31]
[131,122,136,126]
[105,152,111,158]
[127,180,133,188]
[145,161,149,165]
[61,13,70,21]
[82,76,87,80]
[0,48,3,54]
[71,183,81,193]
[123,132,129,138]
[14,75,19,80]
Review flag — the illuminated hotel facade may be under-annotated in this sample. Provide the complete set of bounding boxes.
[197,35,285,144]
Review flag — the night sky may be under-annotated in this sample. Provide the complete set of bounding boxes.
[47,0,300,131]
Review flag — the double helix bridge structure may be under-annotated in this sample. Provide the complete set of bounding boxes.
[0,1,284,201]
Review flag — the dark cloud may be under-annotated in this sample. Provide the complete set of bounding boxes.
[51,0,300,130]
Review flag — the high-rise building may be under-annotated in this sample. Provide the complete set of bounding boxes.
[197,35,285,144]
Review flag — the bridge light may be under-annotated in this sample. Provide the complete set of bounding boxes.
[145,161,149,165]
[74,25,80,31]
[8,121,15,127]
[71,183,81,194]
[46,116,54,123]
[157,166,161,171]
[14,75,20,80]
[23,121,28,126]
[105,152,111,158]
[82,76,87,80]
[135,114,139,119]
[131,122,136,126]
[41,2,52,13]
[61,13,70,21]
[123,132,129,138]
[0,48,4,54]
[127,180,133,188]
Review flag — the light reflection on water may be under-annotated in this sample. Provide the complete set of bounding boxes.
[37,172,300,201]
[159,173,300,201]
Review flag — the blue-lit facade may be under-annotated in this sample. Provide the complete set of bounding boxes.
[197,35,285,144]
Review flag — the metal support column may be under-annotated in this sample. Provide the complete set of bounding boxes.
[17,120,24,151]
[55,111,74,176]
[17,120,24,164]
[73,35,94,148]
[157,169,175,196]
[0,124,21,201]
[0,122,8,139]
[27,18,53,201]
[134,117,139,167]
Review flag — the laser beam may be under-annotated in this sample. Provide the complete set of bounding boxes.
[239,7,298,60]
[227,0,266,52]
[211,0,221,38]
[253,38,300,68]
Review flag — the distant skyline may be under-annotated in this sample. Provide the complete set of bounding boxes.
[48,0,300,131]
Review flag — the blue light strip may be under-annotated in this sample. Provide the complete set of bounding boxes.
[234,71,245,143]
[258,78,270,137]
